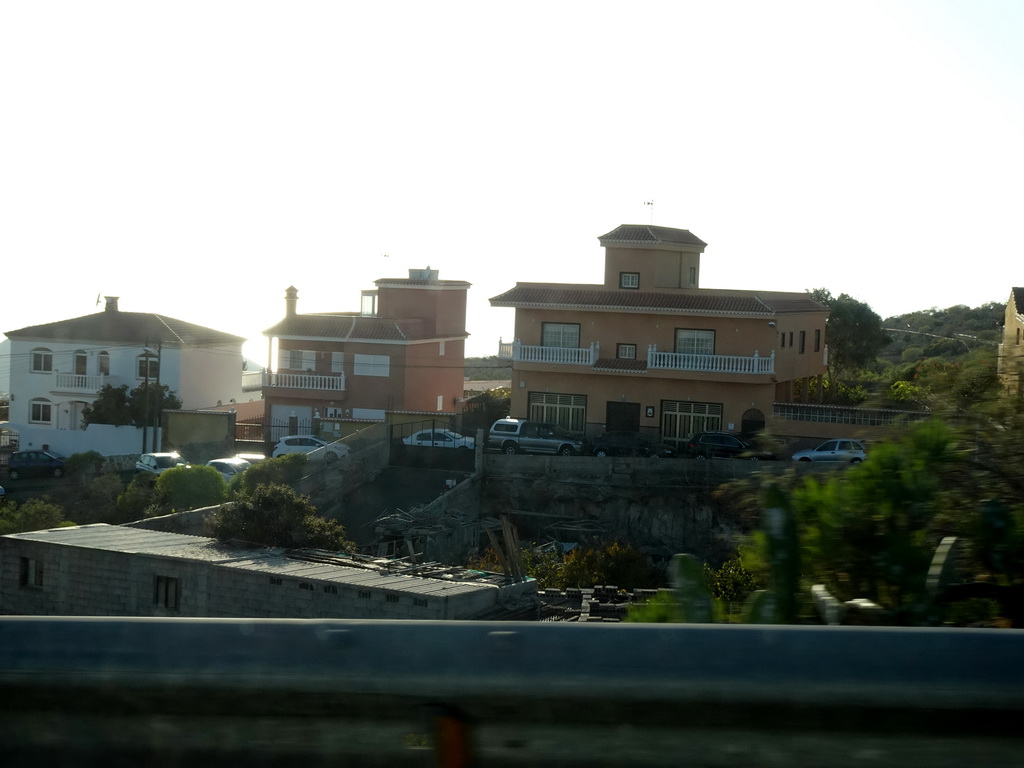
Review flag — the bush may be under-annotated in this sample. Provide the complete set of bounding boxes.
[211,483,354,551]
[232,454,307,494]
[153,465,227,514]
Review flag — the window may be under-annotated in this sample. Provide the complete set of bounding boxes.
[31,348,53,373]
[689,266,697,286]
[617,343,637,359]
[19,557,44,587]
[98,351,110,376]
[799,331,806,354]
[528,392,586,432]
[360,291,378,317]
[74,350,87,376]
[354,354,390,377]
[619,272,639,289]
[788,332,794,347]
[661,401,723,450]
[154,576,180,611]
[330,352,345,374]
[814,329,821,352]
[542,323,580,348]
[675,329,715,356]
[137,353,159,380]
[781,333,786,349]
[284,349,315,371]
[30,399,52,424]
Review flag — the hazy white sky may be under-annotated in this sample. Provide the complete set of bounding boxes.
[3,0,1022,367]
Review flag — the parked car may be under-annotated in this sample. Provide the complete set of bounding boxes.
[588,431,676,458]
[273,435,350,463]
[402,429,475,450]
[791,439,867,463]
[206,457,252,483]
[488,419,583,456]
[684,432,777,460]
[8,450,67,480]
[136,452,187,475]
[0,484,6,501]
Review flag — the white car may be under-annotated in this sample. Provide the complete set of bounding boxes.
[272,435,350,462]
[136,452,188,475]
[206,457,252,482]
[402,429,475,449]
[791,439,867,464]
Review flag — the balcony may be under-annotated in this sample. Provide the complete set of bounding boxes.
[242,371,347,392]
[647,346,775,374]
[53,372,115,394]
[498,339,599,365]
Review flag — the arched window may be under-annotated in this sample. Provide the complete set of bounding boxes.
[31,348,53,373]
[98,351,110,376]
[30,398,53,424]
[74,350,88,376]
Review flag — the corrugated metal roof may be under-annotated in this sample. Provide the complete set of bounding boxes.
[5,525,496,595]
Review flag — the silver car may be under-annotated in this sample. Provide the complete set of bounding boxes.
[791,439,867,464]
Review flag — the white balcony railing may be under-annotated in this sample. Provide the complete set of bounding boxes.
[647,346,775,374]
[501,339,599,365]
[53,373,113,393]
[243,371,347,392]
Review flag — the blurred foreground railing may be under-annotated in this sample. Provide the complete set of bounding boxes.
[0,618,1022,767]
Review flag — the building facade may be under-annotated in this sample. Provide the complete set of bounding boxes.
[998,287,1024,399]
[252,270,470,439]
[490,225,829,448]
[3,297,246,453]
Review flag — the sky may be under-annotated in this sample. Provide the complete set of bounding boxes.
[3,0,1023,375]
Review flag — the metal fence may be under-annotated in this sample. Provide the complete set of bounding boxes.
[1,617,1021,766]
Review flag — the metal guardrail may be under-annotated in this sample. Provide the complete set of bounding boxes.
[0,618,1021,766]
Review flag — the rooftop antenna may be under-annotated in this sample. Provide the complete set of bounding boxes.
[644,200,654,223]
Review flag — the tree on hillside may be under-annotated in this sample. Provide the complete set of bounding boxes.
[211,484,354,551]
[0,499,75,535]
[810,288,889,389]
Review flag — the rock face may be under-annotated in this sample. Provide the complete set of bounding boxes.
[481,474,722,559]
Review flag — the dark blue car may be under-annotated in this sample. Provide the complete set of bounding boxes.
[8,450,66,480]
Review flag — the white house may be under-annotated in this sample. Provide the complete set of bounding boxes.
[3,297,246,455]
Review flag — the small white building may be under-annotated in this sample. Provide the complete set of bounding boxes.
[3,297,246,455]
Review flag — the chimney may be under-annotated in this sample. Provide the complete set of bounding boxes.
[285,286,298,317]
[105,296,119,313]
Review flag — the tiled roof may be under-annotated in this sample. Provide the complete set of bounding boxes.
[5,311,244,347]
[264,313,438,341]
[591,358,648,373]
[1012,287,1024,316]
[490,285,826,316]
[598,224,707,248]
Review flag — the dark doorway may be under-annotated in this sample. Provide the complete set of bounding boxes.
[605,401,641,432]
[740,408,766,437]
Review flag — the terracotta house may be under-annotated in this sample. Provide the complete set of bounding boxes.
[255,269,470,438]
[489,224,829,448]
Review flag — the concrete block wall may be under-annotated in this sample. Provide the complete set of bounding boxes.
[0,534,524,620]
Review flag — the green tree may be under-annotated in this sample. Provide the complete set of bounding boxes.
[0,499,74,535]
[232,454,308,494]
[211,484,354,551]
[810,288,890,389]
[82,382,182,427]
[82,384,133,426]
[153,465,227,514]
